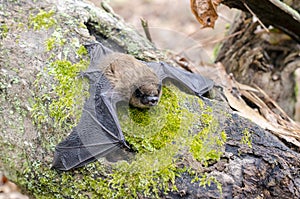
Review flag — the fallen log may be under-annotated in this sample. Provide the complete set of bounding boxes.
[0,0,299,198]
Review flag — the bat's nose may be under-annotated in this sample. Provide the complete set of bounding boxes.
[143,96,159,106]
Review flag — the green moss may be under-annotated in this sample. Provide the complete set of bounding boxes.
[23,80,229,198]
[191,172,222,194]
[45,29,67,51]
[29,9,57,30]
[76,45,88,57]
[31,59,89,130]
[48,59,89,127]
[31,13,90,130]
[2,2,227,196]
[198,173,222,196]
[190,106,227,167]
[45,37,56,51]
[22,83,228,198]
[212,43,222,61]
[0,23,9,39]
[20,160,107,198]
[103,150,179,198]
[118,86,194,152]
[241,129,252,148]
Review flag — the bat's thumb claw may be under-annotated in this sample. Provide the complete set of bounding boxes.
[122,141,130,149]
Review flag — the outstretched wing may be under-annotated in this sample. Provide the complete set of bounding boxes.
[146,62,214,97]
[52,43,129,171]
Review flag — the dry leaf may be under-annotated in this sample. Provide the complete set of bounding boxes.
[190,0,222,28]
[224,88,300,148]
[0,174,19,193]
[209,62,300,147]
[0,173,29,199]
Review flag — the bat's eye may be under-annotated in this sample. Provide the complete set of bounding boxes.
[134,88,144,98]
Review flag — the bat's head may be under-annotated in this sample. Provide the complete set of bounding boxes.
[130,81,162,108]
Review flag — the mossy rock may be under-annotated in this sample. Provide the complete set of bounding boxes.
[19,83,226,198]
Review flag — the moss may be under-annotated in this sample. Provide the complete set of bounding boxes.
[76,45,88,57]
[22,7,225,196]
[45,29,67,51]
[99,151,179,198]
[118,86,194,152]
[31,59,89,130]
[212,42,222,61]
[20,160,108,198]
[22,83,228,198]
[31,11,90,131]
[21,85,192,198]
[197,173,222,196]
[190,106,227,167]
[45,37,56,51]
[0,23,9,39]
[48,59,88,126]
[241,128,252,148]
[2,1,228,197]
[189,170,223,197]
[29,9,57,30]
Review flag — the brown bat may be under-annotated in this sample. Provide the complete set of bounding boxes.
[52,42,214,171]
[98,52,162,108]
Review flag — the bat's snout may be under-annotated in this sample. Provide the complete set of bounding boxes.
[141,96,159,106]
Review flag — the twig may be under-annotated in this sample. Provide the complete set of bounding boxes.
[178,30,244,54]
[243,2,269,32]
[140,18,153,43]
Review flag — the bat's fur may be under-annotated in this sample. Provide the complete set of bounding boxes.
[99,52,162,108]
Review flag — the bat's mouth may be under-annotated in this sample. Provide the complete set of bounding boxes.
[140,95,159,106]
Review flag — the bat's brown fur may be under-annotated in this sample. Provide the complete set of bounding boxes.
[99,53,161,108]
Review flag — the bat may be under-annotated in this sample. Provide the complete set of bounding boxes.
[52,42,214,171]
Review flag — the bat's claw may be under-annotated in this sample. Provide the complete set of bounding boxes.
[122,140,131,149]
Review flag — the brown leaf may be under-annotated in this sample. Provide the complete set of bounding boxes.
[190,0,222,28]
[0,174,19,193]
[211,62,300,147]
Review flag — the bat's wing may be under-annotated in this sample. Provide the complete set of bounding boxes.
[52,43,129,171]
[84,42,113,71]
[146,62,214,97]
